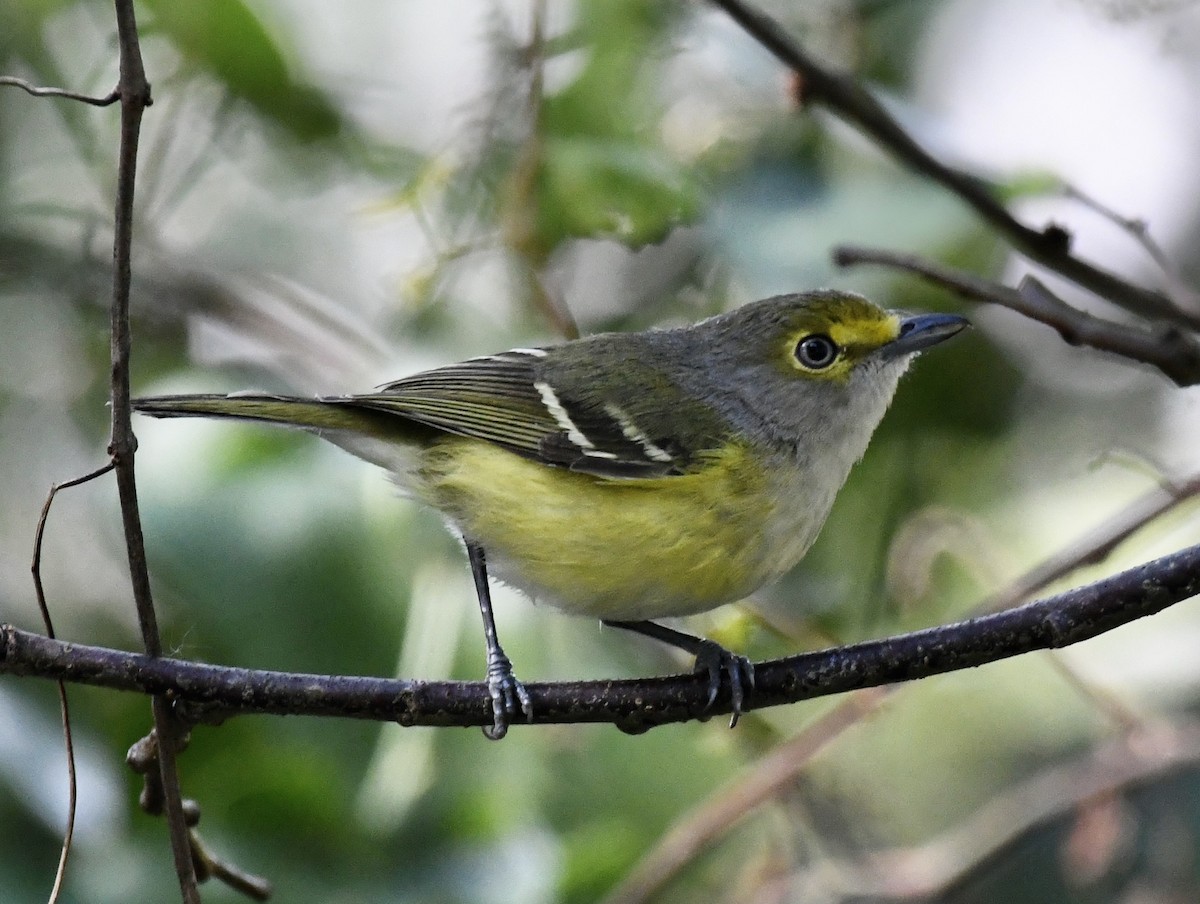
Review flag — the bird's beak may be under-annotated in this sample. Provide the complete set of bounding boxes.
[881,312,970,360]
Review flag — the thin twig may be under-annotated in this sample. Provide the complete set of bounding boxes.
[1061,183,1200,312]
[127,733,272,901]
[105,1,197,900]
[789,722,1200,901]
[982,465,1200,725]
[1020,275,1200,380]
[109,0,156,651]
[833,245,1200,385]
[30,463,113,904]
[709,0,1200,331]
[977,472,1200,615]
[601,689,890,904]
[190,834,273,901]
[0,75,119,107]
[1044,654,1141,732]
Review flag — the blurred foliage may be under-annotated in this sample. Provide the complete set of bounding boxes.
[2,2,1200,903]
[533,1,701,247]
[142,0,342,141]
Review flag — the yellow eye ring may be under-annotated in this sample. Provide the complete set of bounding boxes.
[795,334,839,370]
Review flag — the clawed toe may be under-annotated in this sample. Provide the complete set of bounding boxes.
[482,652,532,740]
[602,620,755,729]
[693,640,755,728]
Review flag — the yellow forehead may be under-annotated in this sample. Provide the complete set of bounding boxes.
[826,312,901,349]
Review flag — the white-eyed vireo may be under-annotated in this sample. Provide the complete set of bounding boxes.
[135,290,967,737]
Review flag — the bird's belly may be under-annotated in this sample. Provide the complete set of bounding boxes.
[417,438,828,621]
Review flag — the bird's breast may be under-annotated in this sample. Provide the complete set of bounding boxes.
[412,437,835,620]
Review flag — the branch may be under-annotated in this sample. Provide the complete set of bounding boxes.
[104,2,198,901]
[977,470,1200,615]
[109,0,155,655]
[604,469,1200,901]
[31,465,114,904]
[834,245,1200,386]
[709,0,1200,332]
[0,75,118,106]
[3,540,1198,730]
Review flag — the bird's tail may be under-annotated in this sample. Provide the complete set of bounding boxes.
[133,393,389,433]
[133,393,424,473]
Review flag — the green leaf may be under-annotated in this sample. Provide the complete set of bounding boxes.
[994,168,1063,203]
[142,0,341,140]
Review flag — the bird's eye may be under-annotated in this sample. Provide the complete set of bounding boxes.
[795,334,839,369]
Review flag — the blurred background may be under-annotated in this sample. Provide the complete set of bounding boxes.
[3,0,1200,901]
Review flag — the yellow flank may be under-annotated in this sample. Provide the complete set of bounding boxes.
[418,437,806,620]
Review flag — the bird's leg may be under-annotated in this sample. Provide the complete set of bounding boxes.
[603,620,754,727]
[467,541,531,739]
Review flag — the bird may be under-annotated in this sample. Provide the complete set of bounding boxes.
[134,289,968,738]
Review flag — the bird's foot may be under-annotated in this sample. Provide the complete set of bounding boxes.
[482,650,532,740]
[693,640,755,728]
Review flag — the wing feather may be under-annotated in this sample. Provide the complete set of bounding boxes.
[345,346,704,478]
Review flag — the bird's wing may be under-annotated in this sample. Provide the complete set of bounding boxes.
[349,346,713,479]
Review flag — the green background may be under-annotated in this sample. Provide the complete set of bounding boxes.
[2,1,1199,902]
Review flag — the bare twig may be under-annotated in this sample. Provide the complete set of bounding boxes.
[30,464,113,904]
[109,0,156,650]
[1061,183,1200,312]
[1019,275,1200,382]
[609,709,1195,904]
[1044,653,1142,732]
[38,679,74,900]
[190,834,273,901]
[3,538,1199,729]
[710,0,1200,332]
[978,467,1200,728]
[103,1,198,901]
[978,472,1200,615]
[128,734,272,901]
[0,75,119,107]
[833,245,1200,385]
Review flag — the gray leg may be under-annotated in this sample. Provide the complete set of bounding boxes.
[603,619,754,727]
[468,541,532,739]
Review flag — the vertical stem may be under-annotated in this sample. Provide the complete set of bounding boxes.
[110,0,154,650]
[108,1,200,900]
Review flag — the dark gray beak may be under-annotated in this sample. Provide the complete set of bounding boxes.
[881,312,970,360]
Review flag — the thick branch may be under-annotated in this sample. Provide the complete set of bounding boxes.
[3,541,1198,731]
[710,0,1200,331]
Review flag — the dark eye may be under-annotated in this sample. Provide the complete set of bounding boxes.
[795,334,839,369]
